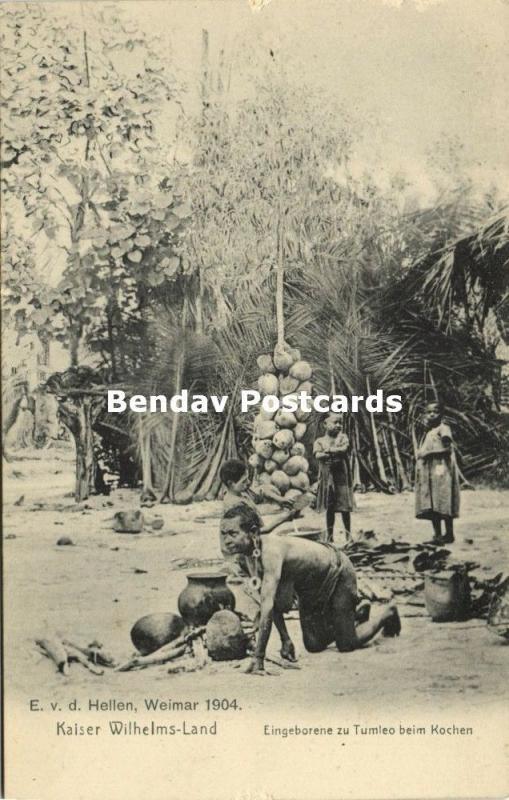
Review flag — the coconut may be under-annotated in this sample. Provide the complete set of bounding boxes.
[284,488,303,502]
[273,429,295,450]
[279,375,300,395]
[254,417,277,439]
[264,459,277,474]
[289,360,313,382]
[131,613,187,656]
[274,410,297,429]
[205,610,247,661]
[296,380,313,395]
[281,393,299,411]
[273,343,294,373]
[290,471,310,491]
[291,442,306,457]
[283,455,308,477]
[258,373,279,396]
[258,470,274,485]
[257,354,275,374]
[248,453,262,469]
[272,448,290,465]
[282,456,301,477]
[259,405,277,420]
[271,470,291,493]
[254,439,273,459]
[288,347,301,362]
[295,406,312,422]
[294,422,306,441]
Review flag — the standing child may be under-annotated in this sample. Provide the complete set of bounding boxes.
[415,402,460,544]
[313,413,354,543]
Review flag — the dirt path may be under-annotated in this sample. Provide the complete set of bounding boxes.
[3,449,508,715]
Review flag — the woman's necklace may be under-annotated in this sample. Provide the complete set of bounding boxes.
[248,533,263,592]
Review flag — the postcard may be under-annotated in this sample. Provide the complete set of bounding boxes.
[2,1,508,798]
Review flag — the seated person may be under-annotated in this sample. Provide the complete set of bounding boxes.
[220,458,292,512]
[220,502,401,675]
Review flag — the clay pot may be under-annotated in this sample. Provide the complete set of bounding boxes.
[424,571,471,622]
[130,612,187,655]
[178,572,235,627]
[205,610,247,661]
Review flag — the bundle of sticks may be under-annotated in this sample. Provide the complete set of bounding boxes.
[36,615,264,678]
[116,627,208,673]
[36,636,117,676]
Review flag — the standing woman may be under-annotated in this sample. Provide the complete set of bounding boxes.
[415,402,460,544]
[313,412,354,543]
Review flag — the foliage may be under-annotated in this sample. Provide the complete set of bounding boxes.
[1,2,190,369]
[3,7,508,491]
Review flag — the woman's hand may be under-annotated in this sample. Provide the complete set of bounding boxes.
[244,657,269,676]
[280,640,297,662]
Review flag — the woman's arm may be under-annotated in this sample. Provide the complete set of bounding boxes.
[257,484,293,508]
[422,432,453,459]
[246,547,283,674]
[330,433,349,454]
[314,439,331,461]
[260,508,297,534]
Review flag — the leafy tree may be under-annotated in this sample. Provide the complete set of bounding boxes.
[1,3,190,371]
[1,3,196,496]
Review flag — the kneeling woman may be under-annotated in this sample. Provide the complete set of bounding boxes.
[220,502,400,675]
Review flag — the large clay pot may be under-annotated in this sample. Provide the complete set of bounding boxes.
[130,612,187,655]
[178,572,235,627]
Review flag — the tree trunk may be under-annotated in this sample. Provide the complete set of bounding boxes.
[276,201,285,346]
[68,327,80,367]
[75,398,95,502]
[351,416,363,490]
[411,422,418,459]
[382,428,396,487]
[58,397,97,502]
[366,377,388,484]
[139,417,157,505]
[106,298,118,380]
[387,411,411,491]
[160,351,185,503]
[195,269,204,336]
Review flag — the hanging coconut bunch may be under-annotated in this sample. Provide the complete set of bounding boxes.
[253,342,313,500]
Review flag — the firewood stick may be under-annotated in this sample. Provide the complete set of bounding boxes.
[64,644,104,675]
[36,637,69,675]
[265,655,300,670]
[191,635,208,669]
[62,639,117,667]
[167,654,204,674]
[115,627,205,671]
[116,643,188,672]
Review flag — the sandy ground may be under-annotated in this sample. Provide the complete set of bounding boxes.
[3,447,508,715]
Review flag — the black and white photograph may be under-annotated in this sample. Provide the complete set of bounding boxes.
[1,1,508,798]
